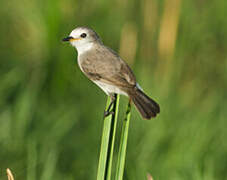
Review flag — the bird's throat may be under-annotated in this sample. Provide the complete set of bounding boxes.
[75,42,95,55]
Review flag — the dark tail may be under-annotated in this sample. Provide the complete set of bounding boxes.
[129,88,160,119]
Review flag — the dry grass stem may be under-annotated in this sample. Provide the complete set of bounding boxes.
[6,169,14,180]
[147,173,154,180]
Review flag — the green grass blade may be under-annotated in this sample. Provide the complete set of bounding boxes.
[97,95,120,180]
[115,101,131,180]
[106,95,120,180]
[97,96,112,180]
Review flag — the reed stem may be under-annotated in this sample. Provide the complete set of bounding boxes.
[97,94,120,180]
[115,101,131,180]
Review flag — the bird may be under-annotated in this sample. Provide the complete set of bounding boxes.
[62,27,160,119]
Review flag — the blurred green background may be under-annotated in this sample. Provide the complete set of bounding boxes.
[0,0,227,179]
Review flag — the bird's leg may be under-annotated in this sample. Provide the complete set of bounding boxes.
[104,94,116,117]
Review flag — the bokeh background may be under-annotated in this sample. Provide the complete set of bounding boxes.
[0,0,227,179]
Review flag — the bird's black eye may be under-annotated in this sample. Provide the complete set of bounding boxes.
[80,33,87,38]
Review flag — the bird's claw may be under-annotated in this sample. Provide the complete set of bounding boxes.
[104,110,115,117]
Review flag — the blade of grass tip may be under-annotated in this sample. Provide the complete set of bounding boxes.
[6,168,15,180]
[106,94,120,180]
[147,173,154,180]
[115,101,131,180]
[97,94,120,180]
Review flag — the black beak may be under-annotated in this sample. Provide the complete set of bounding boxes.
[62,36,73,42]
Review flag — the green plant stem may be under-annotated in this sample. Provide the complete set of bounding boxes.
[115,101,131,180]
[106,94,120,180]
[97,94,120,180]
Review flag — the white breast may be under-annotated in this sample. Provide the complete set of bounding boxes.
[93,81,128,96]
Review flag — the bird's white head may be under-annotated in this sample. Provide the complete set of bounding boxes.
[63,27,102,54]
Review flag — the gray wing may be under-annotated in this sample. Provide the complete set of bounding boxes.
[79,45,136,89]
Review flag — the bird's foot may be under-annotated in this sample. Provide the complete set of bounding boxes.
[104,110,115,117]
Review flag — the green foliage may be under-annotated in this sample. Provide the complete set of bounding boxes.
[116,102,131,180]
[97,96,131,180]
[0,0,227,179]
[97,95,120,180]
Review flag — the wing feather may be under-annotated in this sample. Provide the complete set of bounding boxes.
[79,45,136,90]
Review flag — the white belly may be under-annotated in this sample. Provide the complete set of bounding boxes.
[93,81,128,96]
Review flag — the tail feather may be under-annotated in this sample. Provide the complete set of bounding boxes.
[129,88,160,119]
